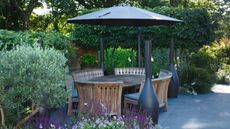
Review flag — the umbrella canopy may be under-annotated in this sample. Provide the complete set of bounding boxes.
[67,4,182,26]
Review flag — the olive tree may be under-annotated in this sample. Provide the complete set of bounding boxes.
[0,45,69,128]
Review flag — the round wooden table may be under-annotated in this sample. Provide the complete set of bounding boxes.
[89,75,145,94]
[88,75,145,87]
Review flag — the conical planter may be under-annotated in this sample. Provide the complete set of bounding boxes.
[168,64,180,98]
[138,41,159,125]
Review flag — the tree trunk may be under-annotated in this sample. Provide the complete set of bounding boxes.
[111,48,116,68]
[0,106,6,128]
[170,0,177,7]
[53,18,59,31]
[105,48,109,70]
[12,0,40,30]
[22,13,29,30]
[14,107,40,129]
[131,48,134,67]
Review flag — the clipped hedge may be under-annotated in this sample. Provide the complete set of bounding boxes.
[72,7,214,50]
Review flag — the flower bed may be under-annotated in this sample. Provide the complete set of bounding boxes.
[27,107,164,129]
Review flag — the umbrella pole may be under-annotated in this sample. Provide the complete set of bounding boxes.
[168,38,179,98]
[137,27,142,68]
[100,38,104,71]
[139,40,159,125]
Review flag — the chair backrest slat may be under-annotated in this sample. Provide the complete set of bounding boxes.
[72,69,104,81]
[114,67,145,75]
[76,81,123,115]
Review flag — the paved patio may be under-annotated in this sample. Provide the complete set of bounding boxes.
[159,84,230,129]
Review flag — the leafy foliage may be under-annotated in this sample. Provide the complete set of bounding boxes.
[0,0,43,30]
[104,48,136,73]
[102,47,168,75]
[151,48,168,76]
[80,54,97,65]
[0,46,69,126]
[179,64,216,94]
[0,29,76,66]
[191,47,219,74]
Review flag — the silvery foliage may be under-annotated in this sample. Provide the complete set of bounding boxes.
[0,45,69,113]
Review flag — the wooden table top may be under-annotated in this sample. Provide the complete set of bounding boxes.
[88,75,145,87]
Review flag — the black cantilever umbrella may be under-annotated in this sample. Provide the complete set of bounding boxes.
[68,4,182,124]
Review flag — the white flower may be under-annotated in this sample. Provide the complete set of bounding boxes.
[98,123,105,128]
[128,57,132,62]
[151,57,154,62]
[84,103,88,106]
[113,116,117,120]
[96,118,100,124]
[191,82,196,85]
[39,123,43,129]
[50,124,55,128]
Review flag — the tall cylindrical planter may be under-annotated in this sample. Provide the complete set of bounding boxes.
[138,40,159,125]
[168,38,179,98]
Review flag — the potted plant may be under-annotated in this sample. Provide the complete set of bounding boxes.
[80,54,97,69]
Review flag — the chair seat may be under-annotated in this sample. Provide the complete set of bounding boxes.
[124,93,140,100]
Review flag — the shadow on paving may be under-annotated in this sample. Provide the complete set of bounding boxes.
[159,85,230,129]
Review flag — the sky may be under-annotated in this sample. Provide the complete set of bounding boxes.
[33,2,51,15]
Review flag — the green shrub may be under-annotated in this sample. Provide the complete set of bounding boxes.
[191,49,219,73]
[81,54,97,65]
[0,29,76,67]
[190,37,230,84]
[0,45,69,126]
[103,48,136,73]
[216,64,230,84]
[102,47,168,75]
[180,65,216,94]
[152,48,168,77]
[192,68,216,93]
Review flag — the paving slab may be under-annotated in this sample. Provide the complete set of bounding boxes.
[159,84,230,129]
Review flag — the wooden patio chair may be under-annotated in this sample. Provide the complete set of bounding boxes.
[159,69,172,78]
[124,73,172,113]
[67,69,104,115]
[76,81,123,116]
[114,67,145,75]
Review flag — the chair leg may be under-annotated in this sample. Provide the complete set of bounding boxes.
[67,96,73,116]
[124,98,128,115]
